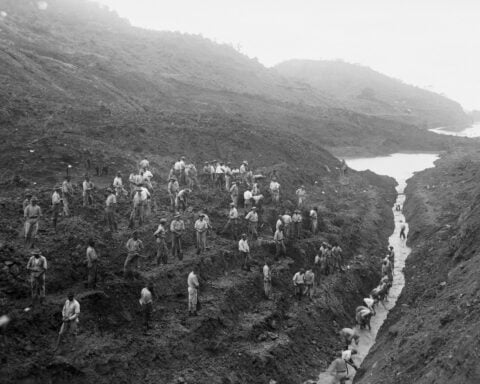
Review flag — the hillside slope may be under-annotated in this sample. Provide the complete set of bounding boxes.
[355,148,480,384]
[0,0,462,157]
[275,60,469,129]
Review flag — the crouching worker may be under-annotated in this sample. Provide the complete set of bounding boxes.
[339,327,360,350]
[356,306,373,330]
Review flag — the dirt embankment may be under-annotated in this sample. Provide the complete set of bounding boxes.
[0,150,396,384]
[355,149,480,384]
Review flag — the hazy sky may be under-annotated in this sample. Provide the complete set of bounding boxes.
[97,0,479,110]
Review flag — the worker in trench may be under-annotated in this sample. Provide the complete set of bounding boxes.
[339,327,360,350]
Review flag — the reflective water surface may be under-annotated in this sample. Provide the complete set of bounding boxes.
[430,122,480,138]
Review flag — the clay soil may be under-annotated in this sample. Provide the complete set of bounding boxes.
[355,146,480,384]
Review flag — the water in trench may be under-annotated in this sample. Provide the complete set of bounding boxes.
[429,122,480,138]
[310,153,439,384]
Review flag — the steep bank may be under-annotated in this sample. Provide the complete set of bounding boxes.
[355,149,480,384]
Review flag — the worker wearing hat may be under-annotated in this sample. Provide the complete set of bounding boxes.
[154,218,169,264]
[229,181,239,207]
[170,213,185,260]
[295,185,306,208]
[292,209,303,239]
[105,187,117,232]
[26,249,47,305]
[124,231,144,278]
[51,186,62,231]
[129,183,150,228]
[82,175,94,207]
[168,176,179,210]
[223,202,239,240]
[245,206,259,240]
[24,196,42,249]
[194,213,208,255]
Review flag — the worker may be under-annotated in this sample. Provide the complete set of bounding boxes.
[269,178,280,204]
[194,214,209,255]
[326,351,350,384]
[252,193,264,211]
[129,184,150,228]
[175,188,191,212]
[381,259,393,281]
[170,213,185,261]
[24,196,42,249]
[252,180,261,197]
[214,161,224,189]
[274,225,286,258]
[113,171,127,198]
[339,327,360,349]
[23,191,32,211]
[356,306,373,330]
[201,161,211,186]
[173,157,183,184]
[388,245,395,267]
[105,188,117,232]
[292,269,305,300]
[139,283,154,332]
[239,161,248,184]
[282,210,292,238]
[332,244,343,271]
[243,189,253,211]
[310,207,318,235]
[153,219,168,265]
[85,239,98,289]
[51,186,62,231]
[400,221,407,240]
[142,168,154,190]
[295,185,306,208]
[168,176,179,210]
[82,176,94,207]
[363,296,376,315]
[139,158,149,170]
[61,176,74,216]
[187,267,200,316]
[185,163,198,190]
[224,162,232,191]
[238,234,250,271]
[263,260,272,299]
[245,206,259,240]
[26,249,47,305]
[223,203,239,240]
[304,268,315,298]
[229,181,239,207]
[275,215,283,232]
[124,231,144,278]
[292,209,302,239]
[54,292,80,352]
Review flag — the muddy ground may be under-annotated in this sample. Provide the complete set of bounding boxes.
[355,148,480,384]
[0,144,397,384]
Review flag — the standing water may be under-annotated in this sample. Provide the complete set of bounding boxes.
[430,122,480,138]
[310,153,439,384]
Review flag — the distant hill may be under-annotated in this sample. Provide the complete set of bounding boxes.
[275,60,469,129]
[0,0,463,168]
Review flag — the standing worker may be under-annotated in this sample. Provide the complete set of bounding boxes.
[54,292,80,352]
[187,267,200,316]
[245,206,259,240]
[310,207,318,235]
[229,181,239,207]
[295,185,306,208]
[61,176,74,217]
[269,178,280,204]
[86,239,98,289]
[292,269,305,300]
[263,260,272,299]
[274,225,286,258]
[400,221,407,240]
[51,186,62,232]
[170,213,185,261]
[194,213,209,255]
[24,196,42,249]
[82,176,94,207]
[304,267,315,299]
[105,188,117,232]
[26,250,47,305]
[139,283,154,333]
[292,209,302,239]
[223,203,239,240]
[153,219,169,265]
[238,234,250,271]
[168,176,179,211]
[124,231,144,278]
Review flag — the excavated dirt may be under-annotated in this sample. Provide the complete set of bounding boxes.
[355,148,480,384]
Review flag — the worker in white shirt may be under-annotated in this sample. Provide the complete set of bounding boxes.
[139,158,149,170]
[215,161,224,189]
[185,163,198,190]
[194,214,209,255]
[243,189,253,210]
[142,168,154,191]
[229,181,239,207]
[55,292,80,351]
[26,249,47,305]
[238,234,250,271]
[168,176,179,210]
[304,268,315,299]
[129,184,150,228]
[139,283,154,332]
[51,186,62,231]
[263,260,272,299]
[187,268,200,316]
[295,185,306,208]
[239,161,248,183]
[245,207,259,240]
[292,269,305,300]
[292,209,302,239]
[105,188,117,232]
[124,231,144,278]
[175,188,191,212]
[174,158,183,183]
[274,225,286,258]
[224,162,232,191]
[113,172,127,199]
[61,176,74,216]
[339,327,360,349]
[153,219,168,265]
[223,203,239,240]
[310,207,318,235]
[82,176,94,207]
[24,197,42,249]
[86,239,98,289]
[269,179,280,204]
[170,213,185,260]
[282,211,292,239]
[363,296,376,316]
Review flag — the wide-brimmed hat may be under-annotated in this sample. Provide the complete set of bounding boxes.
[31,249,41,255]
[160,218,167,224]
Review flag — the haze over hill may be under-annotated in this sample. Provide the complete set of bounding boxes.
[275,59,469,129]
[0,0,466,160]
